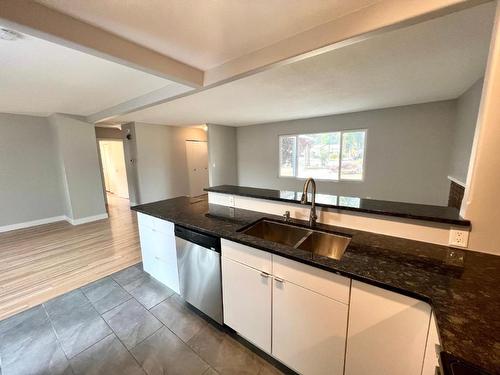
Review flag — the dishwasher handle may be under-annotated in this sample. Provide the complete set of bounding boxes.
[174,225,221,252]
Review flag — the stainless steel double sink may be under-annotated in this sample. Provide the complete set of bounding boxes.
[239,219,351,260]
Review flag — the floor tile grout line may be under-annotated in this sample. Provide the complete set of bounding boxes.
[127,324,164,352]
[98,293,136,317]
[89,298,148,375]
[95,290,164,374]
[150,307,213,370]
[68,332,116,374]
[57,290,115,360]
[145,291,175,311]
[110,319,155,375]
[130,294,213,372]
[79,274,135,309]
[111,265,176,311]
[41,303,75,372]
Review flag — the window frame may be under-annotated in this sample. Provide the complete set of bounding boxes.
[278,129,367,182]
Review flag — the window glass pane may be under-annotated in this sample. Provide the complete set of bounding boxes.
[297,132,340,180]
[340,131,366,180]
[339,196,361,208]
[279,136,296,177]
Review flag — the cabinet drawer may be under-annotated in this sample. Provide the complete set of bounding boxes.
[137,212,155,230]
[221,239,272,273]
[151,216,174,236]
[273,254,350,304]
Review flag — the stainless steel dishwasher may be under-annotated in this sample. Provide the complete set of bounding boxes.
[175,225,223,324]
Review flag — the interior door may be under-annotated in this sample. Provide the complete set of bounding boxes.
[99,140,129,199]
[185,140,209,197]
[99,142,112,192]
[108,141,129,199]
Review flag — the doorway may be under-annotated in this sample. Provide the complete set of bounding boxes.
[98,140,129,200]
[185,140,209,197]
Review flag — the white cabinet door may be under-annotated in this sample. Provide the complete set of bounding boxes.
[148,230,180,294]
[138,221,155,272]
[273,279,348,375]
[421,313,441,375]
[222,257,272,353]
[137,216,180,294]
[345,281,431,375]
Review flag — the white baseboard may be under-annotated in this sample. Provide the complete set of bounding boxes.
[0,213,109,234]
[0,216,66,233]
[65,213,109,225]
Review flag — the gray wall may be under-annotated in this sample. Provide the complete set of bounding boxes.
[134,123,207,204]
[50,114,107,220]
[237,101,457,205]
[0,113,64,226]
[207,124,238,186]
[448,78,484,184]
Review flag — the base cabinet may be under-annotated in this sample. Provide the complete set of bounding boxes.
[421,313,441,375]
[221,240,435,375]
[345,281,431,375]
[137,213,180,293]
[221,240,349,375]
[221,257,272,353]
[273,279,348,375]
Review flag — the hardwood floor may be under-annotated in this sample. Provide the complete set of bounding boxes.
[0,193,142,321]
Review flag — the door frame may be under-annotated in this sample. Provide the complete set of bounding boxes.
[96,137,130,205]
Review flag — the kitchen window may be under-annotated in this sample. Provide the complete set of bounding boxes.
[279,130,366,181]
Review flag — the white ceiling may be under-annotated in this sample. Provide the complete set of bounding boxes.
[35,0,381,70]
[114,2,495,127]
[0,29,190,116]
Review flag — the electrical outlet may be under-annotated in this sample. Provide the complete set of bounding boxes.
[448,229,469,248]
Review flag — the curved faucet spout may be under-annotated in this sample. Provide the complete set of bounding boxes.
[301,178,317,227]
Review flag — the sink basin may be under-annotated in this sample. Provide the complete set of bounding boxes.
[296,231,350,260]
[242,219,310,247]
[240,219,351,260]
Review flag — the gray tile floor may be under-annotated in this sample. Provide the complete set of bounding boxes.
[0,263,283,375]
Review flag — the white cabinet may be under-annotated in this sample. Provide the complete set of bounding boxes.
[221,240,436,375]
[421,312,441,375]
[273,278,348,375]
[345,280,431,375]
[137,212,180,293]
[221,240,349,374]
[221,257,272,353]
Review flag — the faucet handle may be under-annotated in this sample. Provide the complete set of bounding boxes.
[283,211,290,222]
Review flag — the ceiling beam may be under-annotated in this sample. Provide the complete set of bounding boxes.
[204,0,490,86]
[0,0,204,88]
[87,84,194,124]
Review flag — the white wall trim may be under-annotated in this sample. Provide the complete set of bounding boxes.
[65,213,109,225]
[447,175,466,187]
[0,212,110,233]
[0,216,66,233]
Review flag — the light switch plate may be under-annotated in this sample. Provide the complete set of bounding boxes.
[448,229,469,248]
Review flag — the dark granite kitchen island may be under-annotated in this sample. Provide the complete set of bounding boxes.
[132,196,499,374]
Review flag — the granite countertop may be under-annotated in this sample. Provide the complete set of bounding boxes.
[205,185,471,227]
[132,196,499,374]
